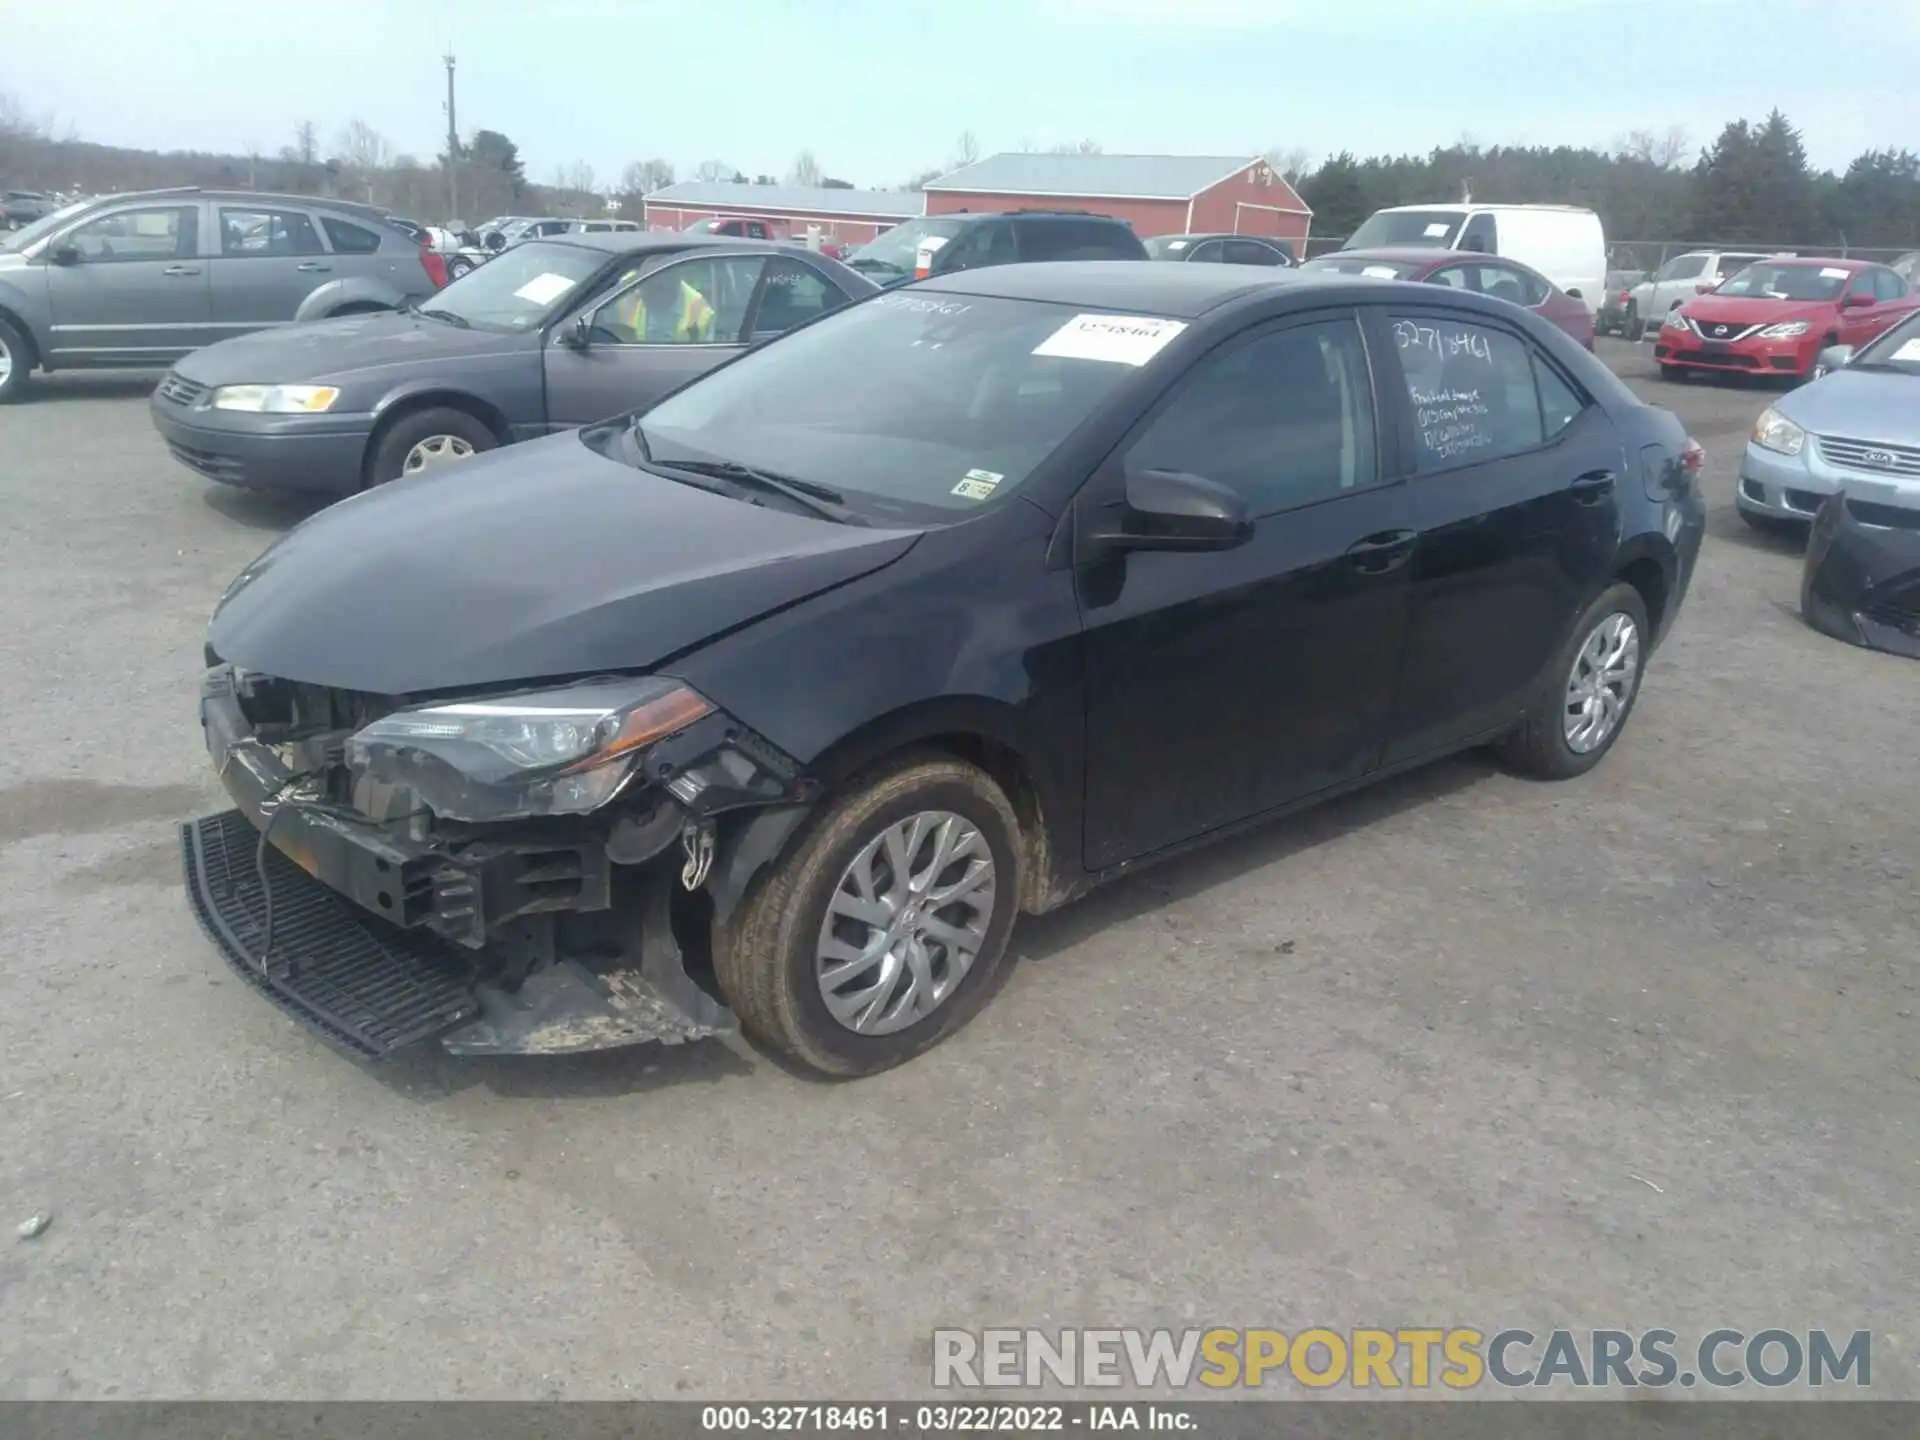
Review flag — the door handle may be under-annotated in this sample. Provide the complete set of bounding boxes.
[1344,529,1417,574]
[1570,469,1616,504]
[162,264,201,276]
[295,262,331,272]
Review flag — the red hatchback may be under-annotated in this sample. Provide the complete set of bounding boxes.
[1300,248,1595,348]
[1656,257,1920,381]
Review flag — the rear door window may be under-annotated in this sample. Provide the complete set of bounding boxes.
[1388,313,1549,469]
[1187,239,1226,262]
[747,257,852,338]
[1223,238,1284,266]
[1020,218,1139,262]
[219,208,324,256]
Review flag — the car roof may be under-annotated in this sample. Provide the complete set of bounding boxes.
[1161,233,1280,244]
[537,231,837,259]
[917,260,1375,317]
[1759,256,1876,271]
[68,186,391,219]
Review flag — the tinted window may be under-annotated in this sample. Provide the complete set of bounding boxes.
[1477,263,1547,307]
[1223,238,1284,266]
[595,254,765,345]
[1533,357,1586,439]
[1459,213,1497,254]
[322,216,382,253]
[1126,318,1379,516]
[1390,314,1545,469]
[1186,239,1226,263]
[220,208,323,257]
[1020,218,1141,262]
[62,205,196,262]
[1661,254,1707,281]
[749,257,850,335]
[940,220,1016,271]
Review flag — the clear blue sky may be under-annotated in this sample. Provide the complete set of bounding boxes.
[6,0,1911,189]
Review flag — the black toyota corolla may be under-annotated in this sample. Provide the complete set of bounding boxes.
[184,262,1706,1077]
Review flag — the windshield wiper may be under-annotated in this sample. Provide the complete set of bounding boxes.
[417,306,471,329]
[847,257,903,273]
[653,458,867,525]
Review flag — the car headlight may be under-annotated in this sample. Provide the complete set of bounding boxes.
[1758,321,1810,339]
[1662,311,1688,330]
[1751,406,1805,456]
[210,383,341,413]
[345,677,714,823]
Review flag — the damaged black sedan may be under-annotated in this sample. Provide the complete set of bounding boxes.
[184,263,1705,1076]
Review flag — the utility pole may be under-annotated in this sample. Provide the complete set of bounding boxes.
[443,51,459,223]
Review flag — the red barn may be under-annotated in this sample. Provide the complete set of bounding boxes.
[642,182,923,247]
[923,153,1311,245]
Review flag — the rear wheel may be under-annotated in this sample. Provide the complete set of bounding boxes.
[1497,583,1650,781]
[366,406,496,486]
[0,314,31,403]
[447,256,474,279]
[1624,304,1644,341]
[713,754,1024,1078]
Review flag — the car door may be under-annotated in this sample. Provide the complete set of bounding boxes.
[1839,269,1912,347]
[41,201,210,362]
[1076,310,1414,869]
[1377,307,1623,765]
[1223,238,1286,267]
[1185,239,1227,263]
[542,252,768,429]
[318,212,395,286]
[1650,253,1707,315]
[209,204,333,339]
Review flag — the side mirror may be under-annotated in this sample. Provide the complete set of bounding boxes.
[485,232,506,252]
[1090,469,1254,555]
[1811,345,1853,378]
[1694,279,1717,293]
[561,313,592,350]
[47,242,80,265]
[1843,292,1876,309]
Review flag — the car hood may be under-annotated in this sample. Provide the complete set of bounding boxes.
[1681,294,1831,327]
[1779,369,1920,445]
[207,432,924,695]
[0,250,31,273]
[173,311,532,387]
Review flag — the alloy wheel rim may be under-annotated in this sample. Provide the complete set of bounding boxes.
[402,434,475,474]
[814,809,996,1036]
[1563,612,1640,754]
[0,335,12,387]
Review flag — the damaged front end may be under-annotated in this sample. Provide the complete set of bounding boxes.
[181,661,815,1060]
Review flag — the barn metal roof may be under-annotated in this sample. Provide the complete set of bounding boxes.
[923,153,1262,201]
[644,181,924,219]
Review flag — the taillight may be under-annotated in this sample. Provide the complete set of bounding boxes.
[1681,437,1705,474]
[420,249,449,289]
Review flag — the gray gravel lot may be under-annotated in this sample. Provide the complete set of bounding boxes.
[0,343,1914,1400]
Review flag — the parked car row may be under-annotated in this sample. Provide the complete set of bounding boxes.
[176,261,1707,1075]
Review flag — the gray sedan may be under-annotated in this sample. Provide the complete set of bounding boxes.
[150,232,876,492]
[1738,309,1920,528]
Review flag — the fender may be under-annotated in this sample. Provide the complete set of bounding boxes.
[369,379,518,444]
[292,277,410,324]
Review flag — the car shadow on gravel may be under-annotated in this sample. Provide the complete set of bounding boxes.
[1011,749,1500,968]
[1706,502,1810,555]
[199,483,335,533]
[20,373,164,402]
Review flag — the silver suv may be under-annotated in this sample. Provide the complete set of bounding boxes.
[0,187,446,402]
[1623,250,1772,339]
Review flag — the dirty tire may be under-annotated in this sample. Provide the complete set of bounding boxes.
[0,313,31,403]
[366,406,495,486]
[1497,581,1650,782]
[713,753,1024,1079]
[447,256,474,279]
[1624,305,1644,342]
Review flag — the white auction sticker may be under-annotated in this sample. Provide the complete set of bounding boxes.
[1361,265,1400,279]
[1424,222,1452,238]
[1819,267,1851,280]
[1891,338,1920,362]
[1166,239,1190,250]
[514,273,578,305]
[1033,313,1187,366]
[952,468,1004,500]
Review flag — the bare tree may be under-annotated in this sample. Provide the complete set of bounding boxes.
[952,131,979,167]
[693,158,735,183]
[1616,125,1692,170]
[332,119,391,203]
[1264,146,1314,184]
[788,150,824,187]
[619,158,674,195]
[1048,138,1103,155]
[291,120,318,166]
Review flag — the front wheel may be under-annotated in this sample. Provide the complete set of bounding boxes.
[1497,582,1651,781]
[714,754,1024,1077]
[0,314,31,403]
[447,256,474,279]
[366,406,496,485]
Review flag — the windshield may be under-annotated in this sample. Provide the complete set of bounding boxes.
[0,198,92,253]
[1345,210,1464,250]
[1300,254,1422,279]
[1853,310,1920,372]
[417,240,606,331]
[633,291,1160,523]
[1713,263,1849,302]
[843,217,968,278]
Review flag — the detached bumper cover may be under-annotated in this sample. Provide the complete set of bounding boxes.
[1801,490,1920,659]
[184,809,736,1059]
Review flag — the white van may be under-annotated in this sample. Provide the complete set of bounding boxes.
[1342,204,1607,311]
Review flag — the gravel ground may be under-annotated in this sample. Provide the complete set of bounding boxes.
[0,343,1914,1400]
